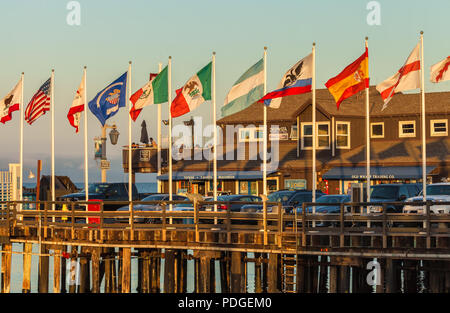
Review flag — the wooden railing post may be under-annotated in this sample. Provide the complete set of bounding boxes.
[130,200,134,241]
[278,202,282,248]
[426,200,431,249]
[44,202,48,238]
[339,203,344,247]
[100,202,104,242]
[263,198,268,246]
[194,200,199,242]
[382,203,387,248]
[70,202,75,240]
[302,202,307,247]
[162,203,167,242]
[226,201,231,244]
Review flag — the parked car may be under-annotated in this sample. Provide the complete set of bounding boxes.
[299,194,351,214]
[367,183,422,213]
[59,182,140,211]
[403,183,450,214]
[204,194,262,212]
[240,190,326,213]
[113,194,189,224]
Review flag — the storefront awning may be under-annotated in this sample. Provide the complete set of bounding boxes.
[322,166,436,180]
[157,170,276,181]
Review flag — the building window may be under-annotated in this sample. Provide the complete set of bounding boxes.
[399,121,416,138]
[239,127,264,142]
[301,122,330,150]
[371,122,384,138]
[431,119,448,136]
[336,122,350,149]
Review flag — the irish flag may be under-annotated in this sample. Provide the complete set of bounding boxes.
[171,62,212,118]
[130,66,168,121]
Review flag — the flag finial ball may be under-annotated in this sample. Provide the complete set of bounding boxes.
[169,56,172,59]
[22,72,24,75]
[129,61,132,64]
[264,46,267,50]
[213,51,216,55]
[420,31,424,35]
[84,66,87,69]
[52,69,54,72]
[365,36,369,40]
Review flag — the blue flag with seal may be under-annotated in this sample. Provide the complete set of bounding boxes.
[89,72,128,126]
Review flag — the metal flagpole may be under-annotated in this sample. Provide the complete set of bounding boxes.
[83,67,88,205]
[312,43,316,203]
[420,31,427,202]
[51,69,56,219]
[366,37,371,202]
[212,52,218,223]
[128,62,133,213]
[20,72,24,210]
[263,47,267,196]
[312,43,317,227]
[157,62,163,193]
[168,56,173,213]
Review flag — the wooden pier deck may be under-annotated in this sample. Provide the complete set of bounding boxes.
[0,200,449,293]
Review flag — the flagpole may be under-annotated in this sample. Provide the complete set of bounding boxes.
[128,61,133,213]
[83,66,89,224]
[263,47,267,196]
[420,31,427,202]
[157,62,163,193]
[20,72,24,209]
[212,52,218,223]
[168,56,173,213]
[366,37,371,202]
[312,43,316,205]
[51,70,56,220]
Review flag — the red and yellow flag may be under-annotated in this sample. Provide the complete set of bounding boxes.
[325,48,369,109]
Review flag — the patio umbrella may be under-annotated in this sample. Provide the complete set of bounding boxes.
[140,120,149,144]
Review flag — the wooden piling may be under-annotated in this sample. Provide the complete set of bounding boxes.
[91,247,101,293]
[38,244,49,293]
[22,243,32,293]
[231,251,244,293]
[61,246,67,294]
[121,248,131,293]
[53,247,62,293]
[268,253,279,293]
[164,249,175,293]
[254,253,262,293]
[68,246,78,293]
[1,243,12,293]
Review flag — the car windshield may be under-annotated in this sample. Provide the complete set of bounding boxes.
[370,186,399,199]
[317,196,348,203]
[141,194,166,201]
[425,185,450,196]
[86,184,111,194]
[268,191,295,203]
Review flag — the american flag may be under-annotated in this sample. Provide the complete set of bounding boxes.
[25,78,51,125]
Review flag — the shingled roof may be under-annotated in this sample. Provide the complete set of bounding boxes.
[217,86,450,124]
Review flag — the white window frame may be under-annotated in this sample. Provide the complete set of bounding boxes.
[238,127,264,142]
[370,122,384,138]
[301,122,330,150]
[399,121,416,138]
[335,121,351,149]
[430,119,448,137]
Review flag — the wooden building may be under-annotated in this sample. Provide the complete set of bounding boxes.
[123,86,450,196]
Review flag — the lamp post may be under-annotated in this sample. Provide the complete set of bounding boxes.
[100,123,119,183]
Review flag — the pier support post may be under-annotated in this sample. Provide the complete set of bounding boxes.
[91,247,101,293]
[385,258,400,293]
[22,243,32,293]
[68,246,78,293]
[1,243,12,293]
[38,244,49,293]
[318,256,328,293]
[329,265,338,293]
[78,247,90,293]
[231,251,244,293]
[53,247,62,293]
[121,248,131,293]
[268,253,279,293]
[164,249,175,293]
[219,252,230,293]
[141,249,150,293]
[254,253,262,293]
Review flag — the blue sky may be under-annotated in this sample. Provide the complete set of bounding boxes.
[1,0,450,183]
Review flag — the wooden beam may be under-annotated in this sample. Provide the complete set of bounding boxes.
[164,249,175,293]
[22,243,32,293]
[53,247,61,293]
[121,248,131,293]
[1,243,12,293]
[38,244,49,293]
[91,248,101,293]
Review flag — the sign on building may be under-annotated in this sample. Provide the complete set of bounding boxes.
[100,160,110,170]
[285,179,307,190]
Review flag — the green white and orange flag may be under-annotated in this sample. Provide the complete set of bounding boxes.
[325,48,369,109]
[171,62,212,118]
[130,66,168,121]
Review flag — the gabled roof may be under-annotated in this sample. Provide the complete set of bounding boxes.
[217,86,450,124]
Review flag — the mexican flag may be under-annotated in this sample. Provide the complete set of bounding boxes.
[171,62,211,118]
[130,66,168,121]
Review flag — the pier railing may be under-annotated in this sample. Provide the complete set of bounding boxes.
[0,199,449,250]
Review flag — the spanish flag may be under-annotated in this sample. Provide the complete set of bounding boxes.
[325,48,369,109]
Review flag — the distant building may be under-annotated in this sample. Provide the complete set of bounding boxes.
[123,87,450,196]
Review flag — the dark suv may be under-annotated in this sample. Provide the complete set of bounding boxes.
[368,183,422,213]
[240,190,326,213]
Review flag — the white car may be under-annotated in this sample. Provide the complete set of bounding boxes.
[403,183,450,214]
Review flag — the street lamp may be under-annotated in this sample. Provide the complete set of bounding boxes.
[109,127,120,145]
